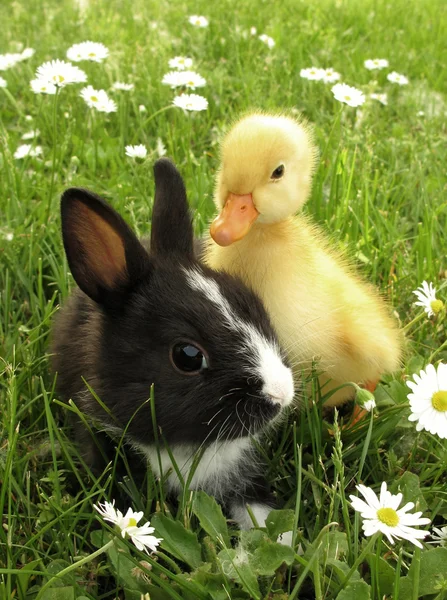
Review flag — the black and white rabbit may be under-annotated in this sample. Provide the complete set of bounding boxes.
[52,158,295,531]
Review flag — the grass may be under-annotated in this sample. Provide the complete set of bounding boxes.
[1,0,447,597]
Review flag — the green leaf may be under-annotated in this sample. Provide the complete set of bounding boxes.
[336,580,371,599]
[45,560,75,587]
[15,558,42,596]
[104,538,149,593]
[399,548,447,597]
[40,587,75,600]
[366,554,395,595]
[190,566,230,600]
[250,540,295,576]
[264,509,295,541]
[217,548,260,599]
[325,559,360,584]
[151,513,203,569]
[391,471,428,512]
[303,530,348,564]
[192,491,230,546]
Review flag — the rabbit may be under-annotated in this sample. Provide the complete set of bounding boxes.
[51,158,295,532]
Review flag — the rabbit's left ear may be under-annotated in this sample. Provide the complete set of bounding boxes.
[150,158,194,259]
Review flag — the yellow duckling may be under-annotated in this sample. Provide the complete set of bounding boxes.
[204,112,402,406]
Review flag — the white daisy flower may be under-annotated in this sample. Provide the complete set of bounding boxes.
[25,115,33,121]
[125,144,147,159]
[34,60,87,87]
[350,482,431,548]
[188,15,209,28]
[431,525,447,547]
[19,48,35,61]
[258,34,275,48]
[364,58,389,70]
[112,82,134,91]
[321,68,341,83]
[387,71,409,85]
[138,104,147,113]
[250,27,257,36]
[66,41,109,63]
[407,363,447,439]
[13,144,42,159]
[156,138,167,157]
[0,76,7,88]
[2,231,14,241]
[80,86,117,113]
[30,79,57,95]
[413,281,444,317]
[173,93,208,112]
[300,67,325,81]
[162,70,206,90]
[0,53,20,71]
[168,56,193,70]
[21,129,40,140]
[162,71,185,88]
[331,83,365,107]
[94,500,162,554]
[370,92,388,106]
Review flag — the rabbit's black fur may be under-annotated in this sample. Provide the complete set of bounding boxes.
[52,158,295,529]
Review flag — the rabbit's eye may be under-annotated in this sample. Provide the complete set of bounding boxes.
[270,164,285,180]
[170,342,208,374]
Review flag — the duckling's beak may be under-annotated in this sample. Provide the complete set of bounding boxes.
[210,193,259,246]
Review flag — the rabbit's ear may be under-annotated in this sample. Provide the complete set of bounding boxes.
[150,158,194,259]
[61,188,149,306]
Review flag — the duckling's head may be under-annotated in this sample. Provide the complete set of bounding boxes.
[211,113,318,246]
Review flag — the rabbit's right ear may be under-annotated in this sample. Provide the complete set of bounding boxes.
[150,158,194,259]
[61,188,150,306]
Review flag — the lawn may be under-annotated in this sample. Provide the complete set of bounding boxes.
[1,0,446,598]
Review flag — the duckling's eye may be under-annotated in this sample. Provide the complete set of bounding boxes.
[271,164,285,180]
[170,342,209,375]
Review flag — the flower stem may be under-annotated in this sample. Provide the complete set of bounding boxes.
[428,338,447,363]
[140,105,174,133]
[35,539,114,599]
[412,546,421,600]
[331,534,378,598]
[402,311,426,332]
[46,88,60,224]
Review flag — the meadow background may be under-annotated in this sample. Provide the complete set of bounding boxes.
[1,0,447,598]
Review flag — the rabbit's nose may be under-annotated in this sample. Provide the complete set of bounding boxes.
[262,363,295,408]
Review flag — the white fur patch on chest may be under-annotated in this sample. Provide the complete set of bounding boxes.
[140,437,253,498]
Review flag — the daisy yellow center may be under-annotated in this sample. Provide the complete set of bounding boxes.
[90,95,98,102]
[432,391,447,412]
[430,299,444,314]
[54,75,65,83]
[377,507,399,527]
[344,95,352,101]
[127,517,138,527]
[88,52,96,57]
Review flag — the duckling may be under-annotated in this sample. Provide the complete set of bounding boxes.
[204,112,402,406]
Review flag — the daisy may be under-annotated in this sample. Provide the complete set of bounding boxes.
[431,525,447,547]
[300,67,325,81]
[162,70,206,90]
[0,76,6,88]
[250,27,257,36]
[66,41,109,63]
[0,53,20,70]
[173,93,208,112]
[112,82,134,91]
[138,104,147,112]
[413,281,444,316]
[407,363,447,439]
[21,129,40,140]
[125,144,147,159]
[370,92,388,106]
[321,68,341,83]
[188,15,209,28]
[331,83,365,107]
[168,56,193,70]
[30,79,57,94]
[156,138,167,157]
[80,86,117,113]
[350,482,431,548]
[14,144,42,159]
[387,71,409,85]
[364,58,389,70]
[94,500,162,554]
[259,34,275,48]
[34,59,87,87]
[19,48,35,61]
